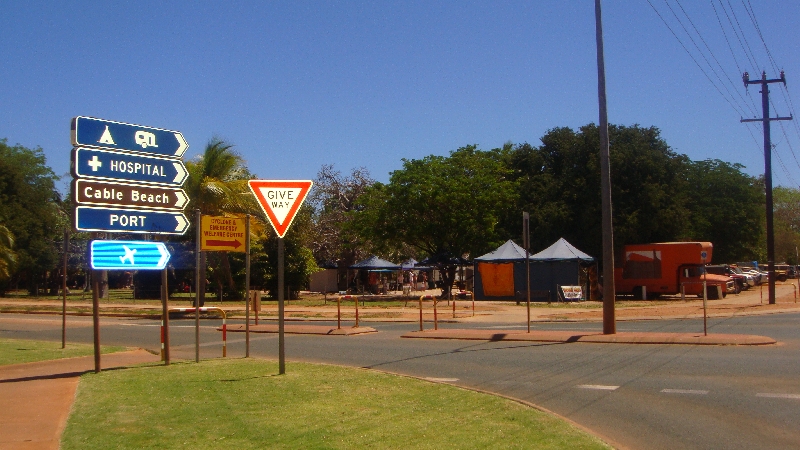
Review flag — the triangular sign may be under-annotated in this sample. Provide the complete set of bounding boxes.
[248,180,313,238]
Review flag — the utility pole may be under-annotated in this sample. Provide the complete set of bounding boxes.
[742,71,792,305]
[595,0,616,334]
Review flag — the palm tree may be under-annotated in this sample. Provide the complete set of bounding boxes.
[183,138,261,304]
[184,137,257,215]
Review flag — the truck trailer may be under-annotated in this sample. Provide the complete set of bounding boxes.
[614,242,734,299]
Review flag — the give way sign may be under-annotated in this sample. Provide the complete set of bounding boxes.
[248,180,313,238]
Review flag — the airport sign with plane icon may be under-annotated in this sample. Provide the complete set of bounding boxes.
[71,116,189,158]
[90,240,171,270]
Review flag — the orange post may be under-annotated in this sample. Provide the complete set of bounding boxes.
[222,319,227,358]
[433,297,438,330]
[354,296,359,328]
[160,319,165,361]
[419,295,424,331]
[337,295,341,329]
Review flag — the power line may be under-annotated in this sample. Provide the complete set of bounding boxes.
[672,0,758,116]
[645,0,749,118]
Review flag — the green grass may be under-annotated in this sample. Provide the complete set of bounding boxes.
[62,359,610,450]
[0,338,128,366]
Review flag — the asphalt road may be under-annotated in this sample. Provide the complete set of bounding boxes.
[2,312,799,450]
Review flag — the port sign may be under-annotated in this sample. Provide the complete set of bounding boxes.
[248,180,313,238]
[72,116,189,157]
[76,206,189,235]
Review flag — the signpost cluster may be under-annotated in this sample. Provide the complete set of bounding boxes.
[72,116,190,235]
[70,116,190,371]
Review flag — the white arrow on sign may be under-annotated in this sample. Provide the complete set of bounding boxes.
[175,214,188,233]
[157,243,171,268]
[172,161,188,184]
[176,133,189,157]
[174,190,188,209]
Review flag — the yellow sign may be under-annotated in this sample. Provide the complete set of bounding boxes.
[201,216,246,252]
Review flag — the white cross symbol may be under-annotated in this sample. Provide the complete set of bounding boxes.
[87,155,102,171]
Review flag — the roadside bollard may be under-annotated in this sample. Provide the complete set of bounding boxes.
[419,295,423,331]
[354,295,359,328]
[160,318,165,361]
[433,297,438,330]
[337,295,341,329]
[167,307,227,359]
[453,300,456,319]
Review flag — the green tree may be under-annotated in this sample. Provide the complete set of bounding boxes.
[351,145,516,297]
[308,165,374,290]
[684,159,764,263]
[506,125,691,260]
[0,139,64,295]
[0,223,16,281]
[259,205,319,299]
[181,138,259,302]
[771,186,800,264]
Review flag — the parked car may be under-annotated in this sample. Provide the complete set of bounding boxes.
[738,267,764,285]
[774,264,791,282]
[729,265,756,288]
[705,265,747,293]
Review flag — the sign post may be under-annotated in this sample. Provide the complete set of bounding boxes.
[245,215,251,358]
[701,250,709,336]
[70,116,189,372]
[248,180,313,375]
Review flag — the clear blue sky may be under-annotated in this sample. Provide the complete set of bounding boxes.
[2,1,799,194]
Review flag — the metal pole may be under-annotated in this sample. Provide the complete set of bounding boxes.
[245,215,251,358]
[742,71,792,305]
[92,268,101,373]
[195,209,201,363]
[278,237,285,375]
[762,73,776,306]
[703,272,708,336]
[596,0,616,334]
[524,212,531,333]
[161,264,170,365]
[61,229,68,349]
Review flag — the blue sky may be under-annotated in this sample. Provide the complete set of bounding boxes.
[2,1,799,194]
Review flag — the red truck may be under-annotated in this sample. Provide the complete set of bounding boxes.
[614,242,734,299]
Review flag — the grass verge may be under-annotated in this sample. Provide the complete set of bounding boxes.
[62,358,609,449]
[0,338,128,366]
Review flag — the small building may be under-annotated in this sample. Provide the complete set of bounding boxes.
[473,238,595,301]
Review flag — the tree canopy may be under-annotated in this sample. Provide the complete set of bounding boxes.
[504,124,764,265]
[0,139,64,293]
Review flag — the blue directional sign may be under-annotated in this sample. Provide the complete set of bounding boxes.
[71,116,189,158]
[76,206,189,235]
[73,147,188,187]
[90,240,171,270]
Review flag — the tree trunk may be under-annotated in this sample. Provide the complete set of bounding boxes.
[439,266,457,299]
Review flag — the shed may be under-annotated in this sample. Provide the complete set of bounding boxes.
[528,238,594,301]
[473,238,595,301]
[473,240,531,301]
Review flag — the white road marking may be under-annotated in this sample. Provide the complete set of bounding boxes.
[577,384,619,391]
[424,377,459,382]
[756,393,800,400]
[661,389,709,395]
